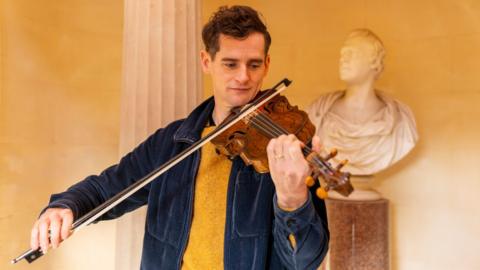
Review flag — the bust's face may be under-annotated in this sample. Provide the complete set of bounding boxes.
[339,37,377,85]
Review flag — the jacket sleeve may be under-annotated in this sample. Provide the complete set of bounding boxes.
[272,189,329,270]
[44,127,171,221]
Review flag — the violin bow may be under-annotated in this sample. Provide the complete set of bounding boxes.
[11,78,292,264]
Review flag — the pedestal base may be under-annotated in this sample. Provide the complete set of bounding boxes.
[325,198,389,270]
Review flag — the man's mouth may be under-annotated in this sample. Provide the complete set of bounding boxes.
[228,87,251,91]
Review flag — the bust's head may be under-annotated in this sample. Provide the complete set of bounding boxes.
[339,29,385,85]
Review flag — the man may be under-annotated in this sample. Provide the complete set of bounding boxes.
[30,6,329,269]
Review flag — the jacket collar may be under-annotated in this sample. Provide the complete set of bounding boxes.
[173,96,215,144]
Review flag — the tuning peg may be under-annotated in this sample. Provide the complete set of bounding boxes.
[305,176,315,187]
[323,148,338,161]
[316,187,328,199]
[336,159,348,171]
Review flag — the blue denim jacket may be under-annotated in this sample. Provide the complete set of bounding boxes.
[47,97,329,270]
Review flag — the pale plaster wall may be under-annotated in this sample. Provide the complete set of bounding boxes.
[202,1,480,270]
[0,1,123,269]
[2,1,480,270]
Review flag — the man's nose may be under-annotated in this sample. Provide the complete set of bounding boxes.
[235,65,250,84]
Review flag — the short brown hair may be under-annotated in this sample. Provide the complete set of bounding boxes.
[202,5,271,59]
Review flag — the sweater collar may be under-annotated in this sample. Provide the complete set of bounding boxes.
[173,96,215,144]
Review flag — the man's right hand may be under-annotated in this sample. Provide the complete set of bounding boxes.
[30,208,74,253]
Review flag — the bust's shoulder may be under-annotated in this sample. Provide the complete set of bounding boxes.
[310,90,345,104]
[376,91,416,121]
[306,90,345,116]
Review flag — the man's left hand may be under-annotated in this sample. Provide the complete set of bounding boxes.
[267,134,321,210]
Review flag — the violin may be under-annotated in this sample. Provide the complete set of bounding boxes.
[212,84,353,198]
[12,78,353,264]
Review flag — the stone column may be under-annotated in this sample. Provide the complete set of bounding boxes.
[115,0,202,269]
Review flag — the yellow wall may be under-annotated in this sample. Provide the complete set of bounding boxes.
[0,1,123,269]
[202,1,480,270]
[2,1,480,270]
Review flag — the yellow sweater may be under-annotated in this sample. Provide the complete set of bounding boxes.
[182,126,231,270]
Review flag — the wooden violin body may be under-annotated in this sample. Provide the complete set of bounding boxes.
[213,94,315,173]
[212,92,353,198]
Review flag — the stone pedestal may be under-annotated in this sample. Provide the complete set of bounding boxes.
[325,199,389,270]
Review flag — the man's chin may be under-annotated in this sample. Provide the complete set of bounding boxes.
[228,96,255,108]
[232,90,257,101]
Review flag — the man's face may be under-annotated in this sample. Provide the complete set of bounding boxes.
[339,37,377,84]
[201,32,270,111]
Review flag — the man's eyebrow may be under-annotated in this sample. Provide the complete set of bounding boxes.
[248,59,264,63]
[221,58,239,62]
[220,58,264,63]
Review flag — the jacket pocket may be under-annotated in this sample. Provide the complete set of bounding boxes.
[232,171,274,238]
[145,169,191,248]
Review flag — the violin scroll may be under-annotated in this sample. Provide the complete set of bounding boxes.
[305,150,353,199]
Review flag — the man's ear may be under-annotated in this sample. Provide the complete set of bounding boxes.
[264,54,271,75]
[200,50,212,74]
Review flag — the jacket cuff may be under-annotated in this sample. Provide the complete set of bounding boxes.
[40,193,79,220]
[273,193,316,234]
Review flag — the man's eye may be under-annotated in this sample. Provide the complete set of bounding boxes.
[224,63,236,68]
[250,63,261,69]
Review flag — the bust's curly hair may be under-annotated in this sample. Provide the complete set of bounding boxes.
[347,29,385,76]
[202,6,271,59]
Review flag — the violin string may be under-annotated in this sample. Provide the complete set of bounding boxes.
[253,113,345,190]
[250,110,333,173]
[252,111,340,173]
[243,112,350,191]
[254,115,283,137]
[249,112,283,137]
[255,111,311,155]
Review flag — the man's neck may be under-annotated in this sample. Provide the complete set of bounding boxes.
[212,105,231,126]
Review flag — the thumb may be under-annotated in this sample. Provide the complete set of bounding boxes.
[312,135,323,153]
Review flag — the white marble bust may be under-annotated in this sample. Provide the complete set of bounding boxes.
[307,29,418,177]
